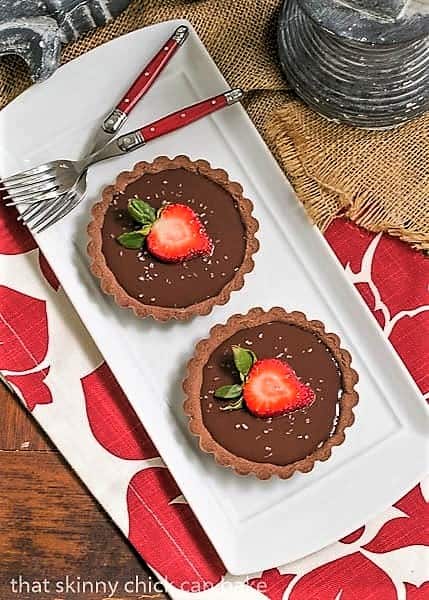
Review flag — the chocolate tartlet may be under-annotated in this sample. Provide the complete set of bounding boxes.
[183,307,359,479]
[87,156,259,320]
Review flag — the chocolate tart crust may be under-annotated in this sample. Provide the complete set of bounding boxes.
[183,307,359,480]
[87,156,259,321]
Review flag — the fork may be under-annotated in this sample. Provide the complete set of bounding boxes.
[14,88,244,233]
[0,24,190,209]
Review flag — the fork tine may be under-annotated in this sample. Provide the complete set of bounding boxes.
[25,194,66,229]
[34,191,84,233]
[5,188,64,206]
[18,196,62,221]
[1,171,57,195]
[17,204,48,225]
[4,182,60,203]
[1,170,57,194]
[18,201,47,222]
[21,197,61,226]
[0,163,55,187]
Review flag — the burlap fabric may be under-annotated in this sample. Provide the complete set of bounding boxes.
[1,0,428,250]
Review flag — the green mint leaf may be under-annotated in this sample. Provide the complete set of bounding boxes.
[214,384,243,399]
[232,345,257,381]
[116,231,146,249]
[128,197,157,225]
[220,397,244,411]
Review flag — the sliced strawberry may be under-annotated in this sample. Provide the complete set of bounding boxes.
[243,358,315,418]
[146,204,213,263]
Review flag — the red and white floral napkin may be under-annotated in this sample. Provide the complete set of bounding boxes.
[1,200,428,599]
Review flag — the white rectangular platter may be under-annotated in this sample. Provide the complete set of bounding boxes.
[1,20,428,576]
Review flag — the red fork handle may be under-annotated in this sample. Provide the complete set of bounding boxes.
[101,26,188,136]
[140,89,244,143]
[117,25,188,115]
[95,90,244,158]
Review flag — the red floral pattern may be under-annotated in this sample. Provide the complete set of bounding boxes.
[288,553,398,600]
[406,583,429,599]
[364,485,429,553]
[127,467,225,590]
[248,569,295,600]
[326,221,429,396]
[326,220,373,271]
[266,481,429,600]
[370,233,429,315]
[389,313,429,395]
[7,368,52,411]
[39,253,60,291]
[0,286,48,372]
[0,286,51,412]
[0,201,36,255]
[81,362,158,460]
[340,526,366,544]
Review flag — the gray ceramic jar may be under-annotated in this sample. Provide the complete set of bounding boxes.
[278,0,429,128]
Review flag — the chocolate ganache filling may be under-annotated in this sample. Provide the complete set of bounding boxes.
[201,321,342,465]
[101,168,246,308]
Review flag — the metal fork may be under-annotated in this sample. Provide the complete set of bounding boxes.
[1,25,190,213]
[19,178,88,234]
[11,88,244,233]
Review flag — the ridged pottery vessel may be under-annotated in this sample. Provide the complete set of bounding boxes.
[278,0,429,128]
[0,0,132,81]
